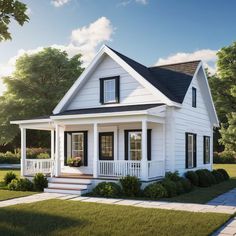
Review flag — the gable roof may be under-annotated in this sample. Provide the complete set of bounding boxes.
[109,47,200,103]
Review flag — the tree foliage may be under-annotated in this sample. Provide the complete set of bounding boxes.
[208,42,236,152]
[0,47,84,145]
[0,0,29,41]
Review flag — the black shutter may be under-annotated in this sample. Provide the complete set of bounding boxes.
[124,130,128,160]
[147,129,152,161]
[64,132,71,166]
[185,133,188,168]
[100,79,104,104]
[193,134,197,168]
[83,131,88,166]
[203,136,206,164]
[115,76,120,103]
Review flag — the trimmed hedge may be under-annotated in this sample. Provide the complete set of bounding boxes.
[212,170,225,183]
[120,176,141,197]
[185,171,199,186]
[217,169,230,180]
[143,182,167,199]
[161,179,178,197]
[8,178,34,191]
[179,178,193,192]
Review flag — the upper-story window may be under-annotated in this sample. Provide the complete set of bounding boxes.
[192,87,197,108]
[100,76,120,104]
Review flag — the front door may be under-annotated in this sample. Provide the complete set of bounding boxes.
[99,132,114,160]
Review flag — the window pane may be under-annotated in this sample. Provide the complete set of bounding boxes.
[100,133,113,159]
[129,132,142,160]
[72,133,84,164]
[187,134,194,168]
[104,79,116,103]
[205,137,210,164]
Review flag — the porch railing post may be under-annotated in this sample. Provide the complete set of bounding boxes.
[141,120,148,181]
[20,127,26,177]
[93,122,98,178]
[55,124,60,177]
[51,129,55,177]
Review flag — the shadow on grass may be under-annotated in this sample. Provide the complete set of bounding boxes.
[0,207,85,235]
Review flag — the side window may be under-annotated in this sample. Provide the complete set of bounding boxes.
[192,87,197,108]
[203,136,210,164]
[185,133,197,168]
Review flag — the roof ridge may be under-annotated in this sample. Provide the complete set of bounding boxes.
[149,60,201,68]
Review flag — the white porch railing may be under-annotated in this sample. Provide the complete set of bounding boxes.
[25,159,54,176]
[98,160,141,178]
[148,160,165,179]
[98,160,165,179]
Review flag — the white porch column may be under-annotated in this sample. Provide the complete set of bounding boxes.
[51,130,55,177]
[141,120,148,181]
[93,123,98,178]
[20,127,26,177]
[55,124,61,177]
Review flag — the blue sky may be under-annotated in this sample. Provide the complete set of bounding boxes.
[0,0,236,94]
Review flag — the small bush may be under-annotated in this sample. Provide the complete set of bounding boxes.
[175,181,185,194]
[4,171,17,185]
[203,169,217,185]
[143,182,167,199]
[0,152,20,164]
[195,169,211,187]
[120,176,141,197]
[8,178,33,191]
[185,171,199,186]
[93,182,121,197]
[213,151,236,164]
[36,153,50,159]
[161,179,177,197]
[179,178,193,192]
[165,171,181,182]
[33,173,48,191]
[212,170,225,183]
[217,169,230,180]
[26,148,50,159]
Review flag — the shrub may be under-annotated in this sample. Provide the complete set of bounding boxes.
[36,153,50,159]
[212,170,225,183]
[213,151,236,164]
[161,179,177,197]
[143,182,167,199]
[0,152,20,164]
[4,171,17,185]
[8,178,33,191]
[165,171,181,182]
[93,182,121,197]
[185,171,199,186]
[33,173,48,191]
[217,169,230,180]
[120,176,141,197]
[204,169,217,185]
[179,178,193,192]
[195,169,211,187]
[8,179,19,191]
[175,181,185,194]
[26,148,50,159]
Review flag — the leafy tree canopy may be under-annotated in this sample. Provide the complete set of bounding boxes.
[0,0,29,41]
[0,47,84,145]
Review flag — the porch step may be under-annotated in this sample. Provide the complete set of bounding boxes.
[48,182,88,190]
[48,177,92,185]
[44,187,86,195]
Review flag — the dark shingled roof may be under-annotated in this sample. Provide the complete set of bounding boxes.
[53,103,164,116]
[109,47,200,103]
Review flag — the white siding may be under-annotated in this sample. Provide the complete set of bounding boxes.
[173,70,213,175]
[66,55,161,110]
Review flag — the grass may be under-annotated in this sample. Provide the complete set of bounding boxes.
[162,164,236,204]
[0,199,231,236]
[0,169,35,201]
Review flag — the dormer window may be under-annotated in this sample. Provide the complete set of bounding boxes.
[192,87,197,108]
[100,76,120,104]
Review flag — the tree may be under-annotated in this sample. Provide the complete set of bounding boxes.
[0,0,29,41]
[208,42,236,152]
[0,47,84,146]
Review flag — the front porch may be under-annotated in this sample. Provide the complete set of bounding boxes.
[12,105,166,182]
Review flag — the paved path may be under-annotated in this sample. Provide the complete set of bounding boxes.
[0,193,67,208]
[0,164,20,169]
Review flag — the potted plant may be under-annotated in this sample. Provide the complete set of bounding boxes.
[67,156,82,167]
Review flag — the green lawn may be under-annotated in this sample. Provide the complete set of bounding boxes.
[0,169,35,201]
[0,199,231,236]
[163,164,236,204]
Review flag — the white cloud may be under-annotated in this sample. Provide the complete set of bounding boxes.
[135,0,148,5]
[118,0,148,7]
[155,49,218,74]
[0,17,114,96]
[51,0,70,7]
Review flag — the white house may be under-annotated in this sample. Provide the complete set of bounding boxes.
[11,45,219,194]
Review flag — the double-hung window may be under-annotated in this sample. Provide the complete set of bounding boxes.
[203,136,210,164]
[185,133,197,168]
[192,87,197,108]
[100,76,120,104]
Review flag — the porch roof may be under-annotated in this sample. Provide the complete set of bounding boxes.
[52,103,164,116]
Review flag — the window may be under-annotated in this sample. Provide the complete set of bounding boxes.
[124,130,151,161]
[203,136,210,164]
[192,87,197,107]
[100,76,120,104]
[99,132,114,160]
[185,133,196,168]
[64,131,88,166]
